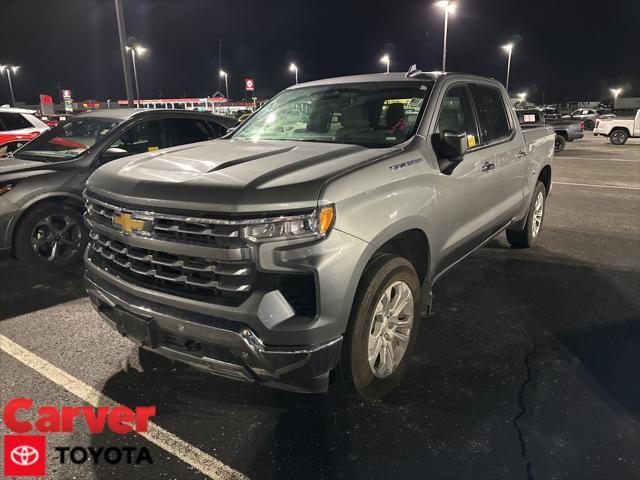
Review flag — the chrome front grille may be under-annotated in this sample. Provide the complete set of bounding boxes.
[85,195,244,247]
[84,192,255,303]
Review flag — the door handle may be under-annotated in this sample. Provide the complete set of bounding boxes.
[517,151,527,158]
[482,162,495,172]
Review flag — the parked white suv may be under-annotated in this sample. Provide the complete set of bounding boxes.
[593,109,640,145]
[0,107,49,155]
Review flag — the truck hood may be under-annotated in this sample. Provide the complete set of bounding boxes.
[87,139,394,213]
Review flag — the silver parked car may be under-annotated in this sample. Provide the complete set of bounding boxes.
[0,109,236,269]
[83,70,555,399]
[563,108,614,130]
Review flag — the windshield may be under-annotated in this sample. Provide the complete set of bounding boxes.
[231,81,433,148]
[14,117,122,162]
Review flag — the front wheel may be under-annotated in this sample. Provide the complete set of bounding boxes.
[14,202,88,270]
[554,134,566,153]
[506,181,547,248]
[338,255,422,400]
[610,129,629,145]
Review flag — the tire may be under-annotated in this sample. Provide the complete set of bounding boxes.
[585,120,595,130]
[610,129,629,145]
[506,181,547,249]
[554,134,566,153]
[338,255,422,400]
[14,202,88,270]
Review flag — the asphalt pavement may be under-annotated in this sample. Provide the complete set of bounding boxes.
[1,133,639,479]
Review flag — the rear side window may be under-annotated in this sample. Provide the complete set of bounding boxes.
[0,112,33,130]
[436,84,480,148]
[167,118,216,146]
[108,120,169,156]
[470,85,512,143]
[207,120,226,138]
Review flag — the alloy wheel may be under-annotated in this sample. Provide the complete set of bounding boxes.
[531,192,544,238]
[30,214,82,262]
[367,280,414,378]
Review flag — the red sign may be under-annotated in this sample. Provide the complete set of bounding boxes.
[4,435,46,477]
[244,78,255,91]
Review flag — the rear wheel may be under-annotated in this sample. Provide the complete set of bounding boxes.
[554,134,566,153]
[610,129,629,145]
[338,255,422,400]
[585,119,595,130]
[506,181,547,248]
[14,202,87,270]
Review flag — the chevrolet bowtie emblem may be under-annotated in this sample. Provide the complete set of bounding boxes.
[113,212,147,234]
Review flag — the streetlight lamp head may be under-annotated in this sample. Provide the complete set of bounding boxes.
[219,70,227,77]
[380,55,389,63]
[289,63,297,72]
[610,87,622,98]
[436,0,449,7]
[11,66,19,73]
[135,46,147,55]
[502,43,514,52]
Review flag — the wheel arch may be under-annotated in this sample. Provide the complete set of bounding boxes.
[611,126,631,136]
[538,165,552,196]
[9,193,85,256]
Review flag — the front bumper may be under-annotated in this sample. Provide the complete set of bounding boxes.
[86,271,342,393]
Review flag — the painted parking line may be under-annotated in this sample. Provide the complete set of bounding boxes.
[0,334,249,480]
[554,181,640,191]
[556,156,640,163]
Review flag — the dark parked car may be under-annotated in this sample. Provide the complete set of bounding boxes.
[0,109,236,268]
[517,109,583,152]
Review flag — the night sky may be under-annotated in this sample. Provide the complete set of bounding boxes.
[1,0,639,105]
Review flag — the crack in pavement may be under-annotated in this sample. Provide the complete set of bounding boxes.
[512,327,537,480]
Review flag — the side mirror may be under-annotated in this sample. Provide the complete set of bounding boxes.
[432,131,468,159]
[100,147,129,162]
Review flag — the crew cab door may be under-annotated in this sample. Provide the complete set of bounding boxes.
[430,83,500,273]
[469,83,526,224]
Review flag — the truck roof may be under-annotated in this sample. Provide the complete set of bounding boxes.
[291,71,500,89]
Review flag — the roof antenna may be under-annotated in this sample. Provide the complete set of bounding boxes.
[406,64,423,78]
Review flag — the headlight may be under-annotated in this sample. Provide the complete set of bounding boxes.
[0,184,13,196]
[242,205,335,243]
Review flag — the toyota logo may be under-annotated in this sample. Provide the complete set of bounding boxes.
[10,445,40,466]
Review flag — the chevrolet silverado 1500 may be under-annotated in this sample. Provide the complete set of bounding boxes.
[83,68,555,399]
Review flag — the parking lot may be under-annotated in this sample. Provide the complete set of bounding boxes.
[1,134,639,479]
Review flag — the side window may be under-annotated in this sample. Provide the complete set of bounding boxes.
[0,113,32,130]
[101,120,168,162]
[207,121,226,138]
[436,84,480,149]
[167,118,216,146]
[470,84,512,143]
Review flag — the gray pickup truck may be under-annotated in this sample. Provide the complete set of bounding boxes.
[83,68,555,399]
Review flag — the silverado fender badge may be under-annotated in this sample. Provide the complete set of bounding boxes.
[389,158,423,171]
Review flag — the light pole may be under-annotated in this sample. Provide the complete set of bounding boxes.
[0,65,19,107]
[219,70,229,100]
[380,55,390,74]
[610,87,622,110]
[436,1,456,72]
[127,46,147,105]
[289,63,298,85]
[501,43,514,93]
[115,0,134,107]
